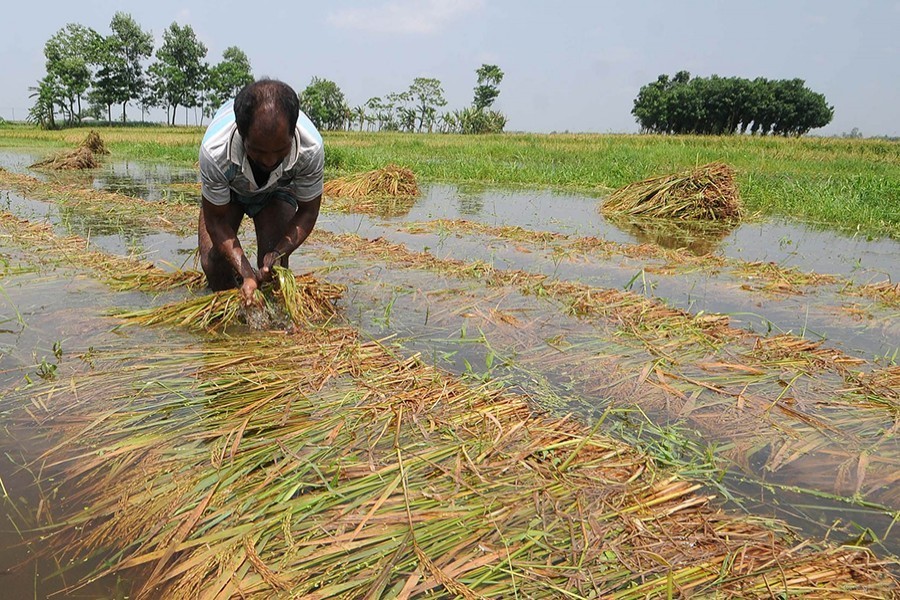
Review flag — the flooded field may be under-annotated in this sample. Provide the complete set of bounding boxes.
[1,154,898,597]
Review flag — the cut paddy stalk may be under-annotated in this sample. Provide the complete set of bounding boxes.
[3,169,887,308]
[114,268,343,332]
[0,210,202,292]
[402,218,850,296]
[27,130,110,171]
[601,162,743,222]
[4,200,896,492]
[3,177,898,524]
[323,164,420,217]
[2,327,897,598]
[0,168,194,236]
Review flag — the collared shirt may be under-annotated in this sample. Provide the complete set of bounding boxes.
[199,99,324,206]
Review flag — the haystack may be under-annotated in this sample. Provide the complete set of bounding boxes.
[29,145,99,170]
[80,130,109,155]
[602,162,742,221]
[324,164,419,198]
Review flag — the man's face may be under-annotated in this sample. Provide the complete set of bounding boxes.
[244,114,292,174]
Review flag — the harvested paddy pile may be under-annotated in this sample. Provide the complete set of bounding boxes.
[81,129,110,155]
[28,130,109,170]
[324,164,420,216]
[29,144,99,170]
[602,162,743,221]
[4,326,897,598]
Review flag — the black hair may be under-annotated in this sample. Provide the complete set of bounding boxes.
[233,78,300,137]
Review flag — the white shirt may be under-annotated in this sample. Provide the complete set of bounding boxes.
[199,99,324,205]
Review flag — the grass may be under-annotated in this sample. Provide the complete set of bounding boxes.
[0,125,897,238]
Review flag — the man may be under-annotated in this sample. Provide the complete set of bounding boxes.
[198,78,323,305]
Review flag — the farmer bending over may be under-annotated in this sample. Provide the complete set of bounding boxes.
[199,78,323,305]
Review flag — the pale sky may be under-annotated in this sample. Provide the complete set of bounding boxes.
[1,0,898,136]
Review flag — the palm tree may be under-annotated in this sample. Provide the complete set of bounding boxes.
[353,105,366,131]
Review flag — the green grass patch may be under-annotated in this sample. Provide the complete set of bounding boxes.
[1,126,898,237]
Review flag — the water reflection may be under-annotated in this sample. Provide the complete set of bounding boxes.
[607,215,739,255]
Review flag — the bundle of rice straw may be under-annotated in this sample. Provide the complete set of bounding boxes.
[602,162,742,221]
[29,145,99,170]
[81,130,109,155]
[324,164,419,198]
[115,268,343,332]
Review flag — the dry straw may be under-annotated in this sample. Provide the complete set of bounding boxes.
[324,164,420,216]
[324,164,419,198]
[81,130,110,155]
[114,268,343,332]
[29,145,99,170]
[6,327,896,598]
[602,162,743,221]
[29,130,109,170]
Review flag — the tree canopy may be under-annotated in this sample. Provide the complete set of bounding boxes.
[25,14,508,134]
[298,77,348,131]
[204,46,254,117]
[632,72,833,136]
[147,22,208,125]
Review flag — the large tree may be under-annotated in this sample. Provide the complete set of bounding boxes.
[473,64,504,111]
[407,77,446,133]
[204,46,254,117]
[298,77,348,131]
[105,13,154,122]
[43,23,103,124]
[147,22,208,125]
[632,72,833,136]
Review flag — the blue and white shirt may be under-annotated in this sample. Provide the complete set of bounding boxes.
[199,99,324,205]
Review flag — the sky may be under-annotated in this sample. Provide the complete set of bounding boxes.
[1,0,898,136]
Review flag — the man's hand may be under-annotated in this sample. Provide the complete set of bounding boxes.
[240,275,260,306]
[258,251,282,283]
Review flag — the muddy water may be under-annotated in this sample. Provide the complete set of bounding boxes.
[2,155,899,592]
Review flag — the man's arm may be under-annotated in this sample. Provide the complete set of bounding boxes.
[259,194,321,281]
[201,196,259,300]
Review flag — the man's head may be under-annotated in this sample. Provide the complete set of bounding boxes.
[234,79,300,173]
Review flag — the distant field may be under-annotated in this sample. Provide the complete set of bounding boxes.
[1,124,898,238]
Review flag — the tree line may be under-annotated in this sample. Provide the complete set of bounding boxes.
[28,13,508,134]
[30,14,253,128]
[299,64,506,134]
[632,71,834,136]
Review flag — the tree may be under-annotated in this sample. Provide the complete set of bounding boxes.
[298,77,348,131]
[147,22,208,125]
[632,72,833,136]
[407,77,446,132]
[473,64,504,111]
[89,36,127,122]
[204,46,254,117]
[352,105,366,131]
[43,24,103,124]
[104,13,154,122]
[28,76,61,129]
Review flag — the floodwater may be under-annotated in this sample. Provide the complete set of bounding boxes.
[1,155,899,594]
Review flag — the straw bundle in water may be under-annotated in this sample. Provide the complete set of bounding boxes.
[602,162,743,221]
[29,145,99,170]
[28,131,109,170]
[324,164,419,198]
[80,130,109,155]
[114,269,343,332]
[6,328,896,599]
